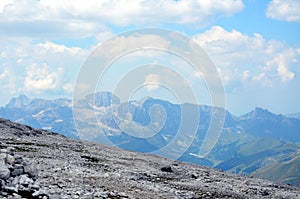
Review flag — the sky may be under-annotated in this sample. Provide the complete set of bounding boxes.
[0,0,299,115]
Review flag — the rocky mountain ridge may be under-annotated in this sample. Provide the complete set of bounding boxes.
[0,93,300,187]
[0,118,300,198]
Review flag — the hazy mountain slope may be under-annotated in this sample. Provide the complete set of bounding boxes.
[1,118,300,198]
[239,107,300,142]
[251,153,300,187]
[286,113,300,120]
[215,137,299,174]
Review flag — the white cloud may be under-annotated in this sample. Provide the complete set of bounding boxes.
[0,0,13,13]
[266,0,300,22]
[63,83,74,93]
[95,30,114,43]
[242,70,250,80]
[252,73,265,81]
[193,26,299,86]
[0,38,90,102]
[93,33,171,61]
[269,49,296,82]
[24,63,63,91]
[40,0,244,25]
[0,0,244,38]
[37,42,82,55]
[144,74,160,91]
[0,68,9,80]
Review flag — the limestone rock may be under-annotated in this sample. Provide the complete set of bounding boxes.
[0,162,10,180]
[0,118,299,199]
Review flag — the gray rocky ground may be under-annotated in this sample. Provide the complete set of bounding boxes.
[0,118,300,198]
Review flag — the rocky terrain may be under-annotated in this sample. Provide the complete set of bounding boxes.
[0,118,300,198]
[1,93,300,187]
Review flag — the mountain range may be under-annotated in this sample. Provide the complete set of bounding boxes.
[0,92,299,187]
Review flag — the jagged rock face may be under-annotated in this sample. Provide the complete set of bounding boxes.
[0,118,300,198]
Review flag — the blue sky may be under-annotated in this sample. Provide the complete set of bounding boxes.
[0,0,299,115]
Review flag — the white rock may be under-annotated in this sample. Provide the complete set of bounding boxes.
[0,153,6,161]
[19,174,34,186]
[0,161,10,180]
[6,154,15,165]
[0,149,7,154]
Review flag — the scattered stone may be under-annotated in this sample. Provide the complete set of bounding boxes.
[11,164,24,177]
[0,147,45,198]
[191,173,198,179]
[14,156,24,164]
[30,183,40,190]
[0,153,7,161]
[6,154,14,165]
[261,189,270,196]
[7,147,15,155]
[23,163,38,180]
[19,174,34,186]
[5,185,18,193]
[161,166,173,173]
[0,162,10,180]
[0,149,8,154]
[0,119,300,198]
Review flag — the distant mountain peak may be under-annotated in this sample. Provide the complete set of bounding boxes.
[240,107,274,120]
[85,91,120,107]
[5,94,30,108]
[253,107,272,115]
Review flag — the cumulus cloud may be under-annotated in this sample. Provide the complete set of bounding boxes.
[37,42,83,55]
[268,49,297,82]
[0,0,244,38]
[94,33,171,61]
[24,63,63,91]
[0,38,89,102]
[266,0,300,22]
[144,74,160,91]
[193,26,300,86]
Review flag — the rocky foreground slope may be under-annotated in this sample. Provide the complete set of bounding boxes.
[0,118,299,198]
[2,94,300,188]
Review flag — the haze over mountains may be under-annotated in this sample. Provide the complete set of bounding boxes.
[1,92,300,187]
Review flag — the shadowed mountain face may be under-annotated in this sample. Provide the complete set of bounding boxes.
[0,92,300,187]
[0,118,300,198]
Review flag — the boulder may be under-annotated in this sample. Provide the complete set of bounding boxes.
[11,164,24,177]
[0,161,10,180]
[161,166,173,173]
